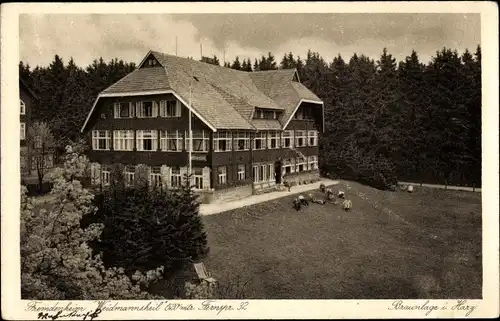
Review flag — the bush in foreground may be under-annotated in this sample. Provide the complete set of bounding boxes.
[21,148,163,300]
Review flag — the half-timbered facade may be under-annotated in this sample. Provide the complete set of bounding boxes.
[81,51,324,203]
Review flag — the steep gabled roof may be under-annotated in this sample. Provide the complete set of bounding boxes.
[102,67,171,93]
[249,70,323,127]
[81,50,323,132]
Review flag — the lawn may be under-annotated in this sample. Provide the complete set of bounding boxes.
[202,181,482,299]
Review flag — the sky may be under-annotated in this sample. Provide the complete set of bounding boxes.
[19,13,481,68]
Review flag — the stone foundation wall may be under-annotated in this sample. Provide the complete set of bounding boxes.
[197,184,253,204]
[282,170,320,186]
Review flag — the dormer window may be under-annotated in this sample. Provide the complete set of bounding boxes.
[114,102,134,118]
[20,100,26,115]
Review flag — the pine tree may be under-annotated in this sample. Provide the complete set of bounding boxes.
[242,58,253,72]
[253,58,259,71]
[93,170,209,276]
[231,56,242,70]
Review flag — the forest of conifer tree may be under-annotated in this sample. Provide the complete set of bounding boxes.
[19,45,481,189]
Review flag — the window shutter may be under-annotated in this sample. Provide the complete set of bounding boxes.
[135,101,142,118]
[160,165,169,189]
[153,101,159,117]
[129,102,134,117]
[159,100,166,117]
[203,167,211,190]
[114,103,120,118]
[176,100,181,117]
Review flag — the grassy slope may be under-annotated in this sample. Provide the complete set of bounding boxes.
[202,181,482,299]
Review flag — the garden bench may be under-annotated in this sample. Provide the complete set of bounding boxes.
[193,262,217,284]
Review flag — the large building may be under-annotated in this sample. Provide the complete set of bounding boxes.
[80,51,324,203]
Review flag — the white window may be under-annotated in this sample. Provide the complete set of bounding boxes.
[213,131,232,152]
[282,130,294,148]
[160,130,183,152]
[296,157,307,172]
[113,130,134,151]
[150,166,162,188]
[295,130,306,147]
[268,131,280,149]
[237,164,245,180]
[171,167,182,188]
[92,130,111,150]
[218,166,227,185]
[101,165,111,186]
[234,132,250,151]
[124,165,135,186]
[20,100,26,115]
[186,130,209,152]
[193,168,204,189]
[253,163,272,183]
[254,109,265,119]
[308,156,318,170]
[294,108,304,120]
[160,100,181,117]
[20,122,25,140]
[283,158,294,174]
[136,130,158,151]
[273,111,277,119]
[113,102,134,118]
[136,101,158,118]
[308,130,318,146]
[253,132,266,150]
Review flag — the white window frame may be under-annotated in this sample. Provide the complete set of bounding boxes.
[308,130,318,146]
[272,111,277,119]
[136,130,158,151]
[101,165,111,186]
[295,130,306,147]
[92,130,111,150]
[150,166,162,188]
[171,167,182,188]
[193,168,204,189]
[237,164,245,180]
[213,131,232,152]
[185,130,209,153]
[124,165,135,186]
[160,130,183,152]
[283,158,294,174]
[308,156,318,171]
[296,157,307,172]
[113,130,134,151]
[136,101,158,118]
[160,100,181,118]
[253,132,266,150]
[20,99,26,115]
[253,162,273,183]
[217,166,227,185]
[268,131,280,149]
[281,130,294,148]
[234,132,250,151]
[113,102,134,118]
[20,122,26,140]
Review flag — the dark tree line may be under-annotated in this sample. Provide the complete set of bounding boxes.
[20,45,481,187]
[19,56,136,146]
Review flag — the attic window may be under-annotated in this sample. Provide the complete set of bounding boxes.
[193,76,199,82]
